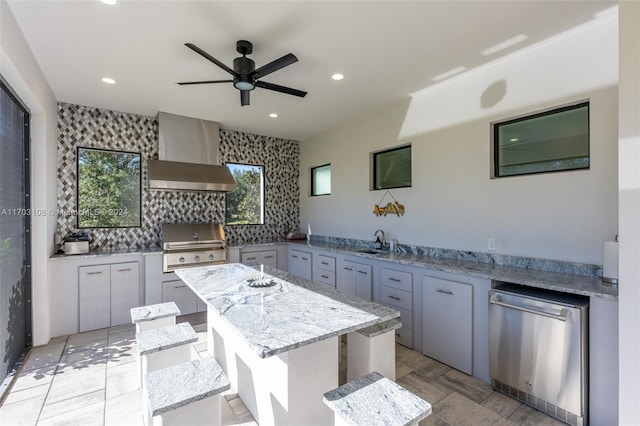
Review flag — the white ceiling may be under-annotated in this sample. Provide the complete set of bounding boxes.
[7,0,616,141]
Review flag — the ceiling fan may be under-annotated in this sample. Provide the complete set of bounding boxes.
[177,40,307,106]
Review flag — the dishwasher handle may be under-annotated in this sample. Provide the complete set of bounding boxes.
[489,294,570,321]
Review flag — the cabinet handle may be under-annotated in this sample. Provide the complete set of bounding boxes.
[86,271,103,275]
[247,257,257,260]
[264,255,274,259]
[357,270,368,275]
[436,289,453,295]
[396,332,401,337]
[117,268,132,272]
[292,255,298,259]
[174,285,186,289]
[388,295,401,301]
[388,277,401,282]
[321,261,329,265]
[321,275,329,279]
[343,267,353,271]
[302,257,309,261]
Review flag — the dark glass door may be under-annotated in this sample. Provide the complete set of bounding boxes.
[0,77,32,394]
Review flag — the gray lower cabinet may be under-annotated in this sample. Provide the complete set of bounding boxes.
[422,276,473,374]
[79,261,140,332]
[162,279,197,315]
[338,260,372,300]
[241,249,277,268]
[380,267,413,347]
[313,254,336,288]
[288,248,312,280]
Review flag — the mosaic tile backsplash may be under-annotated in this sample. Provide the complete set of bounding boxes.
[56,102,300,249]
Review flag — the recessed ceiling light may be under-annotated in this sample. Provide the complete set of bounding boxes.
[269,113,278,118]
[101,77,116,84]
[99,0,118,5]
[510,138,519,142]
[431,66,467,82]
[332,73,344,81]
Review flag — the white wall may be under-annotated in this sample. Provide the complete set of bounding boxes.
[1,0,58,346]
[618,1,640,424]
[301,13,618,266]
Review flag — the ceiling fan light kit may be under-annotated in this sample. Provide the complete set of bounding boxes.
[178,40,307,106]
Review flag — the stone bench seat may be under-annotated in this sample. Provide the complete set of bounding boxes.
[130,302,181,333]
[348,319,401,381]
[323,371,431,426]
[145,358,231,426]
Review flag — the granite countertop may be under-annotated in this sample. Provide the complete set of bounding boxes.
[174,263,400,358]
[49,245,162,260]
[289,241,618,300]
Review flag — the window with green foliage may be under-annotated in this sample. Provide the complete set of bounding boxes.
[77,147,141,228]
[311,164,331,196]
[225,163,264,225]
[493,101,590,178]
[372,144,412,190]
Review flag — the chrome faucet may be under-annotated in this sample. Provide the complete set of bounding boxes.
[374,229,385,249]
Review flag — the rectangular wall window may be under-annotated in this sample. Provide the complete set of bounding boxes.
[77,147,141,228]
[371,144,411,190]
[493,101,590,178]
[225,163,265,225]
[311,164,331,196]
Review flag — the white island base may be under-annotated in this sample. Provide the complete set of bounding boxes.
[208,307,338,425]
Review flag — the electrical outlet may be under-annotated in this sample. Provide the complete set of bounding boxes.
[488,238,496,251]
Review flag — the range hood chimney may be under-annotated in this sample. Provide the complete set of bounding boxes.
[148,111,237,192]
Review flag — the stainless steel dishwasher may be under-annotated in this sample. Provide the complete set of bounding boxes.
[489,283,589,426]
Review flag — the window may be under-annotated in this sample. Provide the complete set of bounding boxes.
[77,147,141,228]
[372,144,411,190]
[225,163,264,225]
[311,164,331,196]
[493,101,589,178]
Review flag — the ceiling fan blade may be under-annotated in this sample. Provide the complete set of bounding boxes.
[177,80,233,85]
[255,80,307,98]
[253,53,298,79]
[185,43,237,76]
[240,90,250,106]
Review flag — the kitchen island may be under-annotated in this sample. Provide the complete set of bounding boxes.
[175,263,400,425]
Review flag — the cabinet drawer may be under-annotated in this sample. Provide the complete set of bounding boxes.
[395,327,413,348]
[316,255,336,272]
[381,285,412,311]
[241,252,260,264]
[381,268,412,292]
[315,270,336,287]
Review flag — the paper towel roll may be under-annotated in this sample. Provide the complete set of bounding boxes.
[603,241,619,284]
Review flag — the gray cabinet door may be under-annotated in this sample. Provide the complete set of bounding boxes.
[79,264,111,332]
[110,262,140,327]
[422,276,473,375]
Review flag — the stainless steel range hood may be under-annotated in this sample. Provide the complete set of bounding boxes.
[148,111,237,192]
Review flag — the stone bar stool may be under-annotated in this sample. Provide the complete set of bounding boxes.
[144,358,231,426]
[130,301,181,333]
[347,318,401,381]
[135,322,198,391]
[323,371,432,426]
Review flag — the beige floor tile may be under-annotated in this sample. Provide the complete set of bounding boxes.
[20,344,65,372]
[108,323,135,335]
[1,382,50,405]
[65,328,109,348]
[39,389,105,421]
[8,364,56,392]
[44,368,106,405]
[433,392,516,426]
[397,372,449,406]
[410,357,452,382]
[0,394,46,426]
[419,413,451,426]
[38,398,104,426]
[106,357,138,378]
[433,368,493,403]
[47,336,69,346]
[105,389,143,426]
[481,391,522,418]
[54,357,107,377]
[508,403,568,426]
[396,345,431,370]
[396,361,413,379]
[106,367,139,399]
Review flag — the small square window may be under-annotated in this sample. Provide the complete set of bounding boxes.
[371,145,411,190]
[492,101,589,178]
[311,164,331,196]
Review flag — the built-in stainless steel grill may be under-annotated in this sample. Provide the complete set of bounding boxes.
[161,223,226,272]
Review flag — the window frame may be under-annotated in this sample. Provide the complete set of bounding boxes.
[492,101,590,179]
[310,163,331,196]
[76,146,142,229]
[371,144,412,190]
[224,162,265,226]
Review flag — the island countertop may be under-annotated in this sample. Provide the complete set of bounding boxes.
[174,263,400,359]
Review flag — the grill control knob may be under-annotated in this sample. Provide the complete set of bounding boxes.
[179,257,185,263]
[209,254,214,261]
[194,255,200,262]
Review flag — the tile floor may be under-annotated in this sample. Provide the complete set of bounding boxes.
[0,313,564,426]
